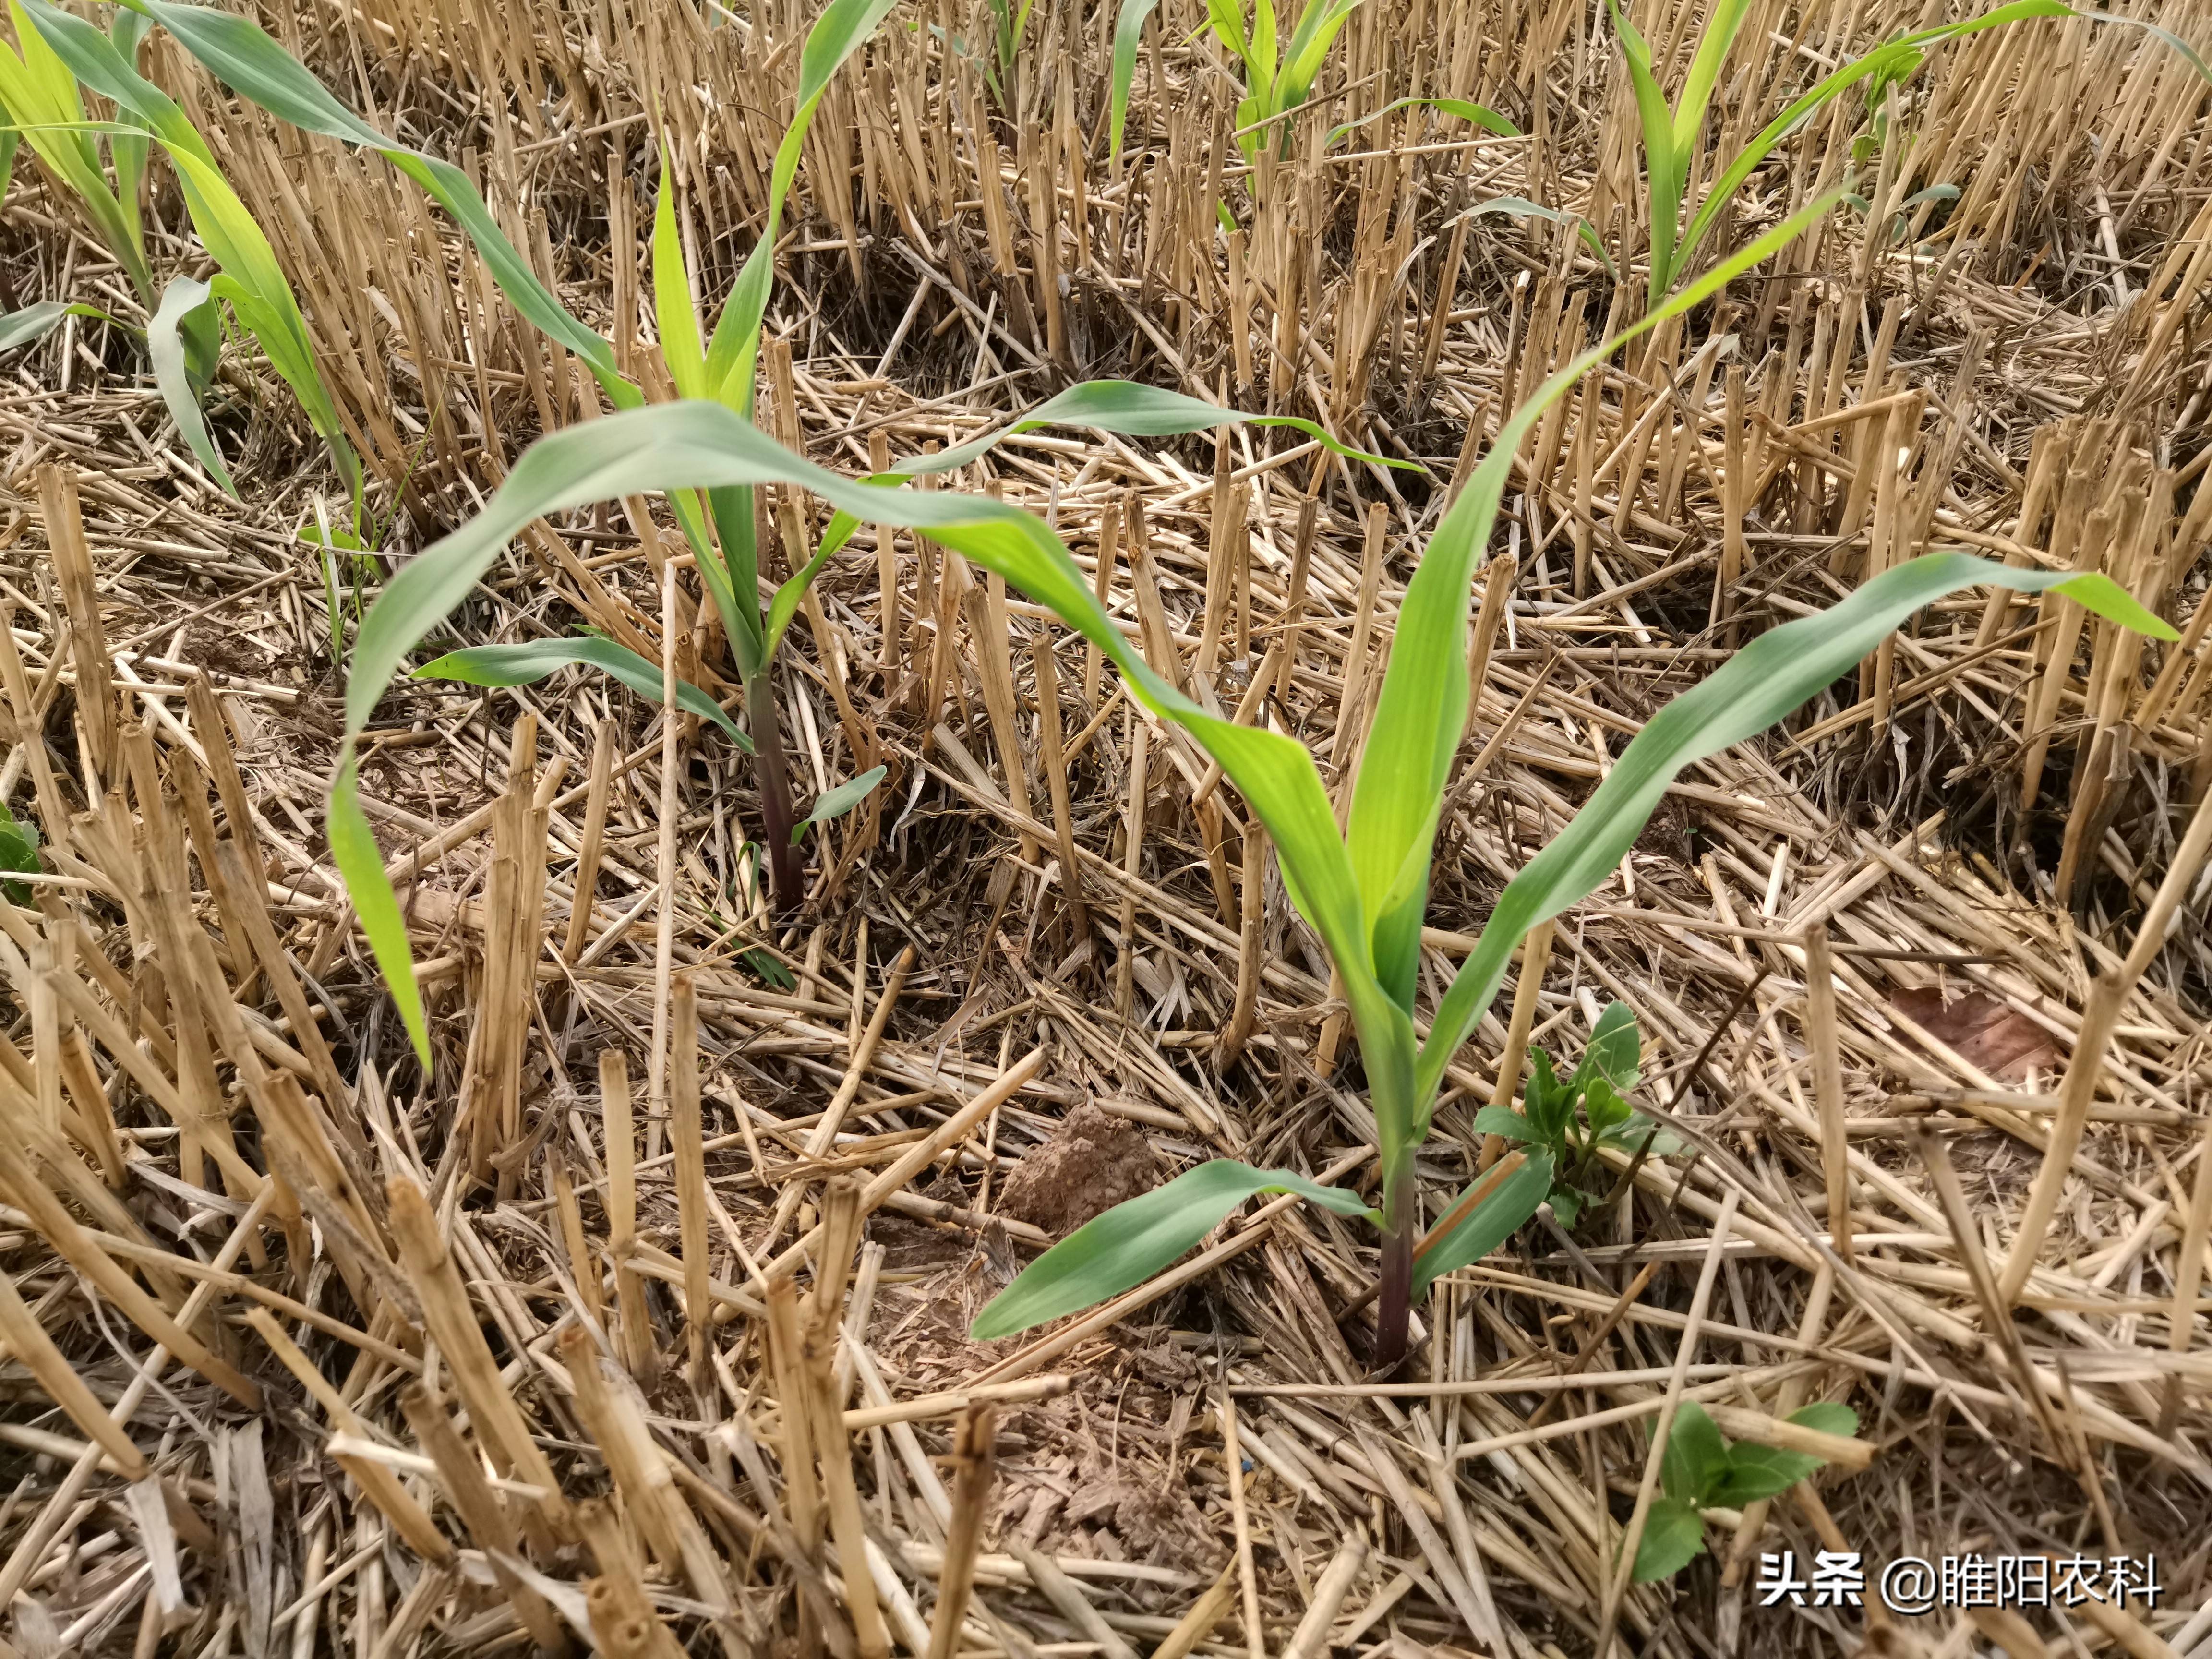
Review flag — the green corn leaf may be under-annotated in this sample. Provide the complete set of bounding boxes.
[1712,1444,1827,1506]
[1605,0,1683,301]
[1674,0,2080,283]
[794,764,886,844]
[1632,1496,1707,1582]
[1660,1400,1730,1505]
[149,276,235,496]
[1669,0,1758,159]
[652,149,706,402]
[1463,197,1616,278]
[0,299,108,351]
[700,0,896,410]
[763,379,1406,666]
[412,636,751,749]
[1324,95,1518,150]
[971,1160,1379,1340]
[0,0,152,303]
[113,0,639,410]
[1390,193,2164,1120]
[327,754,427,1060]
[1108,0,1163,163]
[1412,551,2173,1113]
[1278,0,1365,113]
[1410,1147,1552,1294]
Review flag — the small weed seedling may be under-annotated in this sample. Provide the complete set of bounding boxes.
[1472,1003,1681,1229]
[1636,1401,1862,1581]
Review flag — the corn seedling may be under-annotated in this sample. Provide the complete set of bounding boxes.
[1635,1402,1861,1580]
[0,0,153,304]
[317,184,2170,1359]
[1205,0,1370,159]
[1609,0,2207,307]
[23,0,358,511]
[1471,1003,1679,1228]
[962,202,2171,1363]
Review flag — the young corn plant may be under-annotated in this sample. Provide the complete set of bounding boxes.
[21,0,358,512]
[1636,1402,1861,1581]
[119,0,1396,1063]
[1609,0,2207,308]
[0,0,153,305]
[1204,0,1370,159]
[959,205,2171,1363]
[1472,1003,1679,1229]
[317,186,2171,1351]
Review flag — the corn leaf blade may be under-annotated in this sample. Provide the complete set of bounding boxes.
[1410,1148,1553,1294]
[971,1160,1379,1340]
[412,637,750,749]
[148,276,235,496]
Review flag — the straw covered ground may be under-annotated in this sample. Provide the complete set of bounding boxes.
[0,0,2211,1655]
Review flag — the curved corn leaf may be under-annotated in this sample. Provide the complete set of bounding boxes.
[700,0,896,410]
[1410,1147,1553,1294]
[971,1160,1379,1340]
[1108,0,1163,163]
[148,277,234,495]
[412,637,750,749]
[0,0,153,304]
[1465,196,1616,279]
[0,299,108,351]
[1324,95,1518,150]
[111,0,639,410]
[794,765,886,844]
[762,379,1407,665]
[20,0,359,501]
[1411,551,2175,1112]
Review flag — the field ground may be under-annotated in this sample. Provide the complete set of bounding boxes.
[1,0,2211,1655]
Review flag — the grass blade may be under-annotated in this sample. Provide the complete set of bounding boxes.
[971,1161,1378,1340]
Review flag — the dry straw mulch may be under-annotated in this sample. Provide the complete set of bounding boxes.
[1,0,2211,1656]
